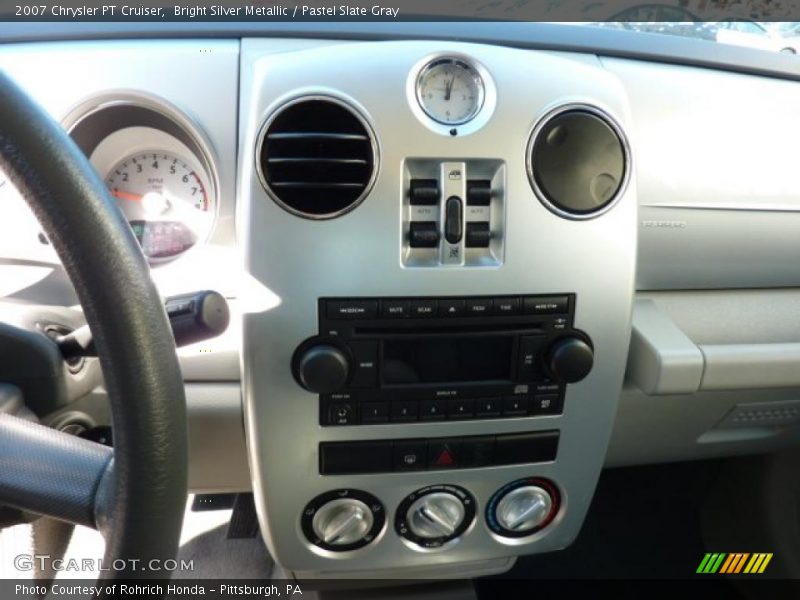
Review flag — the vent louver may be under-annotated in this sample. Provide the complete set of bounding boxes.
[257,97,377,219]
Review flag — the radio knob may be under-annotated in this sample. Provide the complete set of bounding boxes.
[546,336,594,383]
[295,344,350,394]
[495,485,555,534]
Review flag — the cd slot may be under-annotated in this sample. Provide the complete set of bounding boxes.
[354,322,543,336]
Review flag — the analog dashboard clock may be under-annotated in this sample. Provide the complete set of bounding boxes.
[416,57,486,125]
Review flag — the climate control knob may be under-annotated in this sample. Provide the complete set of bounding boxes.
[408,492,465,539]
[294,343,350,394]
[301,490,385,552]
[487,478,560,538]
[396,485,476,548]
[546,336,594,383]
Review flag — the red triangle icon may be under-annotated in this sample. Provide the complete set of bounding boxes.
[434,448,455,466]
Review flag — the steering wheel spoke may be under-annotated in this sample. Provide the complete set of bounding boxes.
[0,413,113,530]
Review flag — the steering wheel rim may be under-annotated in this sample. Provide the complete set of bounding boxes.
[0,71,187,582]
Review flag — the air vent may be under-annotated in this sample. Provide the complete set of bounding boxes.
[257,97,377,219]
[527,105,628,220]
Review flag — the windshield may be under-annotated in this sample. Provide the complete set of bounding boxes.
[586,21,800,54]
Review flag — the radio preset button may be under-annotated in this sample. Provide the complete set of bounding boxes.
[448,398,475,419]
[503,395,528,416]
[410,299,438,318]
[327,300,378,320]
[465,298,492,316]
[494,297,521,316]
[381,299,410,318]
[361,402,389,423]
[439,298,466,317]
[348,341,378,388]
[475,397,502,417]
[391,401,419,422]
[523,295,569,315]
[420,399,447,420]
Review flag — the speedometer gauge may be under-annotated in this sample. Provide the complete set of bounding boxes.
[105,151,213,261]
[416,58,485,125]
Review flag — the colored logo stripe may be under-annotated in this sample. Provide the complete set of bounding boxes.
[744,553,773,574]
[720,553,749,574]
[697,553,726,573]
[697,553,773,574]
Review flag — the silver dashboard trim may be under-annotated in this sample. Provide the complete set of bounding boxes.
[240,38,637,574]
[526,102,631,221]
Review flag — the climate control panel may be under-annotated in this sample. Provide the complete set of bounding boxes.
[301,479,561,553]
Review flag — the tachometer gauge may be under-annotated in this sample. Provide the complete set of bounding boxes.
[105,151,213,261]
[416,58,485,126]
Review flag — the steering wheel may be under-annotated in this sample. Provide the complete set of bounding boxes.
[0,72,187,585]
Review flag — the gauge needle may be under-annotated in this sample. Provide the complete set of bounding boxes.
[110,189,143,202]
[445,77,454,101]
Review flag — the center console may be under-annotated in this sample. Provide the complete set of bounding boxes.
[239,39,636,576]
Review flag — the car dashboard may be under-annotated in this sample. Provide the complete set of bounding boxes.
[1,26,800,579]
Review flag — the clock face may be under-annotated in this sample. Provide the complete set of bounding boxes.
[416,58,485,126]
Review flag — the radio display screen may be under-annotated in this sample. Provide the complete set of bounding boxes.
[382,336,512,384]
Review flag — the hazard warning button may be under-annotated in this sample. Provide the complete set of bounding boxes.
[428,440,459,469]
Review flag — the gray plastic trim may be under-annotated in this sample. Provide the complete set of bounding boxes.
[185,382,250,493]
[700,344,800,391]
[627,299,703,395]
[628,298,800,394]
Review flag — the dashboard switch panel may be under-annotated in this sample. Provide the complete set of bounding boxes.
[403,159,504,267]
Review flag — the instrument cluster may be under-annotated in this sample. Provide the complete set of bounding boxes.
[66,97,219,264]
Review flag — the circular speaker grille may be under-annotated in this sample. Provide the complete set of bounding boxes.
[528,107,627,219]
[257,96,377,219]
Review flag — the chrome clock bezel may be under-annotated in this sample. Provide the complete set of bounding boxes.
[415,57,486,126]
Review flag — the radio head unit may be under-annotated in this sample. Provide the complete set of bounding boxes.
[291,295,593,427]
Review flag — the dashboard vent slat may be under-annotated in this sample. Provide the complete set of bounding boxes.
[271,182,366,189]
[258,97,377,218]
[267,158,369,165]
[267,132,369,141]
